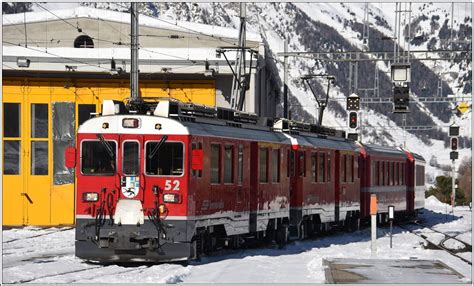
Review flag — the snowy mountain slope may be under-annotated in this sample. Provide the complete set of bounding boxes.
[79,2,471,181]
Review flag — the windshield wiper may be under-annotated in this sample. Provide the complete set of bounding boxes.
[148,135,168,159]
[96,134,115,159]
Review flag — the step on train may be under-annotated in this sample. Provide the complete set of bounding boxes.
[66,99,425,263]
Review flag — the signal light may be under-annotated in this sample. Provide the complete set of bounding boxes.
[349,112,358,129]
[451,137,458,150]
[346,94,360,111]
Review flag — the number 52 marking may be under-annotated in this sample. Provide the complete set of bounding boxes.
[164,180,180,191]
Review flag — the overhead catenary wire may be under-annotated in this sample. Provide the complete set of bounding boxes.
[36,3,83,33]
[3,40,111,71]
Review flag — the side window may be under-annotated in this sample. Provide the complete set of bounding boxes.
[224,145,233,184]
[211,144,220,184]
[341,154,346,183]
[385,162,390,186]
[3,103,21,175]
[349,155,354,183]
[318,152,326,183]
[399,163,404,185]
[380,161,384,186]
[259,148,268,183]
[391,162,395,186]
[311,152,317,183]
[237,144,243,184]
[272,149,280,183]
[327,152,331,182]
[298,151,306,177]
[31,104,49,175]
[395,162,399,185]
[288,150,295,177]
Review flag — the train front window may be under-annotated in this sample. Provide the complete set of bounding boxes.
[123,141,139,176]
[145,142,183,176]
[81,140,116,175]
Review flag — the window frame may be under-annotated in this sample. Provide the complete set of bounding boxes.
[144,140,185,178]
[80,139,118,176]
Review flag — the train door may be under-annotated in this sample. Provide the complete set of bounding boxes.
[119,135,144,202]
[248,142,259,232]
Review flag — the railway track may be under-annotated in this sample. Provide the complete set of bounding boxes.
[3,227,74,244]
[397,221,472,266]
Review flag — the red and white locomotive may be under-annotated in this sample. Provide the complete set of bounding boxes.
[66,99,425,263]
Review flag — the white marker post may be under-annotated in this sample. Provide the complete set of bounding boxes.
[370,194,377,255]
[388,205,394,249]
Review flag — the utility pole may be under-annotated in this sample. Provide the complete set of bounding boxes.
[230,2,247,111]
[283,37,289,119]
[130,2,139,101]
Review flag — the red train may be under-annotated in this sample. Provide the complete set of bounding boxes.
[66,99,425,263]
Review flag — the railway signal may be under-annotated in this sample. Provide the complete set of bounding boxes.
[450,137,458,150]
[349,112,358,129]
[346,93,360,111]
[449,125,460,137]
[450,151,458,160]
[391,63,411,113]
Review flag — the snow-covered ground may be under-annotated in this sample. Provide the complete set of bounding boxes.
[2,196,471,283]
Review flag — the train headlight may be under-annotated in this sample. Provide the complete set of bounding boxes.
[122,118,140,128]
[82,192,99,202]
[163,193,181,203]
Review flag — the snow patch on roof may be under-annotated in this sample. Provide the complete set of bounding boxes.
[3,6,261,43]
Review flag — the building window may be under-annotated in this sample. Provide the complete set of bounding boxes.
[4,141,20,175]
[78,104,96,126]
[272,149,280,183]
[224,145,233,184]
[211,144,220,184]
[31,104,48,138]
[74,35,94,48]
[4,103,20,138]
[237,144,243,184]
[259,148,268,183]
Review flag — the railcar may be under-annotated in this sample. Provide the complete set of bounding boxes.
[67,99,425,263]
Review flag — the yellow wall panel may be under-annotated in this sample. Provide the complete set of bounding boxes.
[2,77,216,226]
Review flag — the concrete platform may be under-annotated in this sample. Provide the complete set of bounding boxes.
[323,258,469,284]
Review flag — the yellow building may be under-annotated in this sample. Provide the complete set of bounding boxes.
[2,6,273,226]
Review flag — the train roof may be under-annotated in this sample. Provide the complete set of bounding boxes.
[361,143,408,159]
[78,114,361,150]
[411,152,426,163]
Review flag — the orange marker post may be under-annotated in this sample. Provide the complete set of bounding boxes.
[370,194,377,255]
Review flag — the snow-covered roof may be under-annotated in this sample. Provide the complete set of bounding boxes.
[3,6,261,43]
